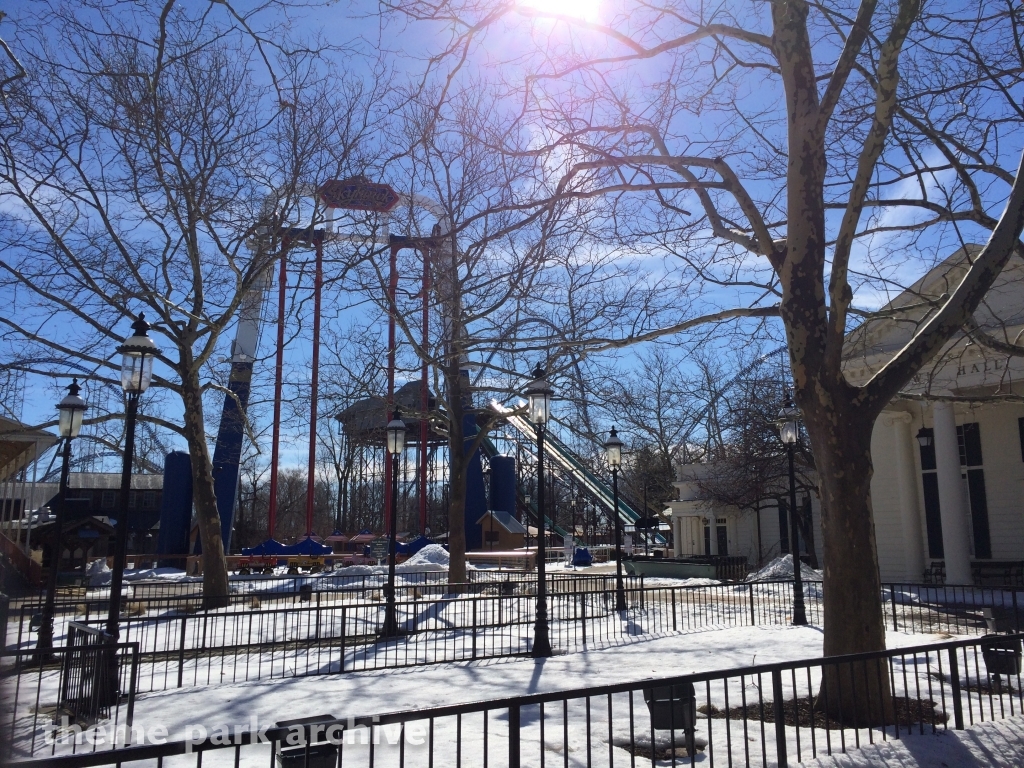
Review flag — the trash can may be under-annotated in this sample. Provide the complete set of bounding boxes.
[643,682,697,756]
[981,635,1022,676]
[982,607,1019,633]
[275,715,339,768]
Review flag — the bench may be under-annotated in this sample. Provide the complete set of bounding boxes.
[922,560,1024,587]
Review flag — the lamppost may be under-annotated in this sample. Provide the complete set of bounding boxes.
[525,366,553,657]
[776,393,807,626]
[381,409,406,637]
[643,483,650,557]
[524,493,532,547]
[106,315,160,639]
[35,379,88,658]
[604,427,628,612]
[483,466,495,551]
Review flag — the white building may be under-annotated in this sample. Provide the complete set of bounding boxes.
[668,247,1024,584]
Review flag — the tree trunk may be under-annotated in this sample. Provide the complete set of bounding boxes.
[180,370,230,609]
[804,401,892,723]
[445,365,467,591]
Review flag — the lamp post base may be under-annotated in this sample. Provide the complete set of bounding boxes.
[532,622,552,658]
[792,597,808,626]
[615,576,628,613]
[33,624,55,664]
[377,626,407,640]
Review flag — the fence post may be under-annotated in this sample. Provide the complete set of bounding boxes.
[508,704,521,768]
[176,616,187,689]
[947,647,964,730]
[472,600,478,660]
[672,588,678,632]
[889,585,899,632]
[1014,590,1020,633]
[772,668,788,767]
[748,583,756,626]
[126,642,139,729]
[314,592,321,641]
[340,606,346,673]
[580,591,587,645]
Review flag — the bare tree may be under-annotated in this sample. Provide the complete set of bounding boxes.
[384,0,1024,687]
[0,1,379,605]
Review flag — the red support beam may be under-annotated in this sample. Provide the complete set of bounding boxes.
[268,240,289,540]
[305,239,323,537]
[383,241,399,535]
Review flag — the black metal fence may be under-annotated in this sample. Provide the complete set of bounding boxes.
[7,633,1023,767]
[73,581,826,691]
[2,639,139,761]
[5,572,633,649]
[7,581,1021,696]
[58,624,121,727]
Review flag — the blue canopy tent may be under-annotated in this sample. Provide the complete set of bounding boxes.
[282,536,333,556]
[241,539,290,556]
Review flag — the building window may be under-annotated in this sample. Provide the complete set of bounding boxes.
[957,422,991,560]
[101,491,116,510]
[918,428,944,559]
[142,491,156,509]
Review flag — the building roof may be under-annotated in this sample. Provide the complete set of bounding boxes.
[0,415,57,483]
[335,381,442,443]
[842,246,1024,395]
[476,510,527,535]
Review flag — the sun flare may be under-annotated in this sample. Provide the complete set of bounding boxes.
[519,0,600,23]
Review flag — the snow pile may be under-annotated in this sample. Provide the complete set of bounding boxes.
[639,576,722,587]
[746,554,822,582]
[123,565,193,581]
[86,559,195,586]
[334,564,378,576]
[86,558,111,585]
[678,577,722,586]
[396,544,452,573]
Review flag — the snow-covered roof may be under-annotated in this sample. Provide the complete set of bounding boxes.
[68,473,163,490]
[476,510,527,535]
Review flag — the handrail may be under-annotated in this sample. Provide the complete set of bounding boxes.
[491,402,667,545]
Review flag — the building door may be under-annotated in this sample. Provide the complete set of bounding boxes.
[716,524,729,556]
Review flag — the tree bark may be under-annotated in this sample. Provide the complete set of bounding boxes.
[180,367,230,608]
[444,363,468,591]
[801,396,892,721]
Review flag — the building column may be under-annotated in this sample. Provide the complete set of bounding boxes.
[888,412,926,582]
[707,515,719,555]
[673,518,683,558]
[932,401,973,585]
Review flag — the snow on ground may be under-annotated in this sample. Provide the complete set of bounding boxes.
[17,623,1024,767]
[119,626,944,734]
[802,715,1024,768]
